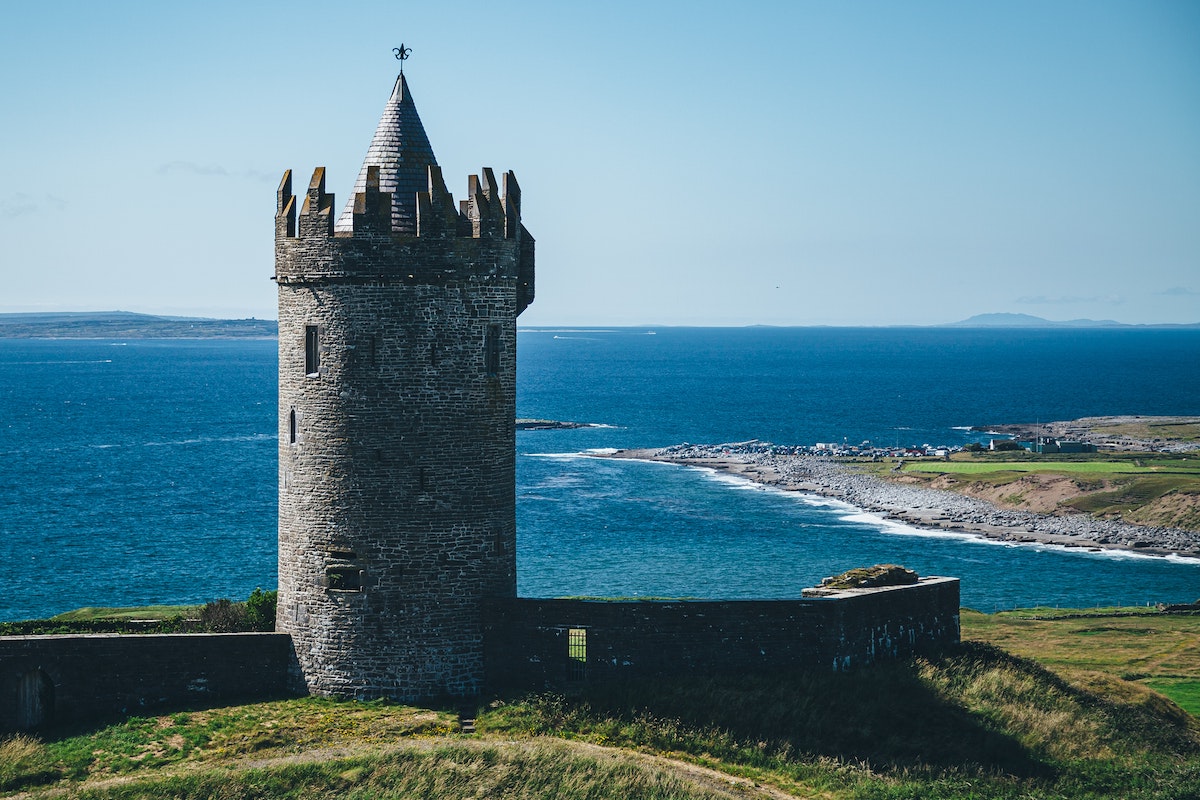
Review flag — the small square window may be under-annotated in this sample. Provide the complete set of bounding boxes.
[567,628,587,681]
[326,567,363,592]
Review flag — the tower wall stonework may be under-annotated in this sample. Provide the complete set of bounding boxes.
[275,163,534,700]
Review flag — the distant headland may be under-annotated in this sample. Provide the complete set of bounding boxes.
[942,313,1200,329]
[0,311,278,339]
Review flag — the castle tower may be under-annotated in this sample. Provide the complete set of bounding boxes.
[274,73,534,700]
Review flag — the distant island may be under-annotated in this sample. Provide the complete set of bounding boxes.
[0,311,277,339]
[516,419,595,430]
[943,312,1200,329]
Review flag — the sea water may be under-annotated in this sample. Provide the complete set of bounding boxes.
[1,328,1197,620]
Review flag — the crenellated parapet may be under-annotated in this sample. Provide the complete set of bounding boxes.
[275,164,534,312]
[276,164,524,244]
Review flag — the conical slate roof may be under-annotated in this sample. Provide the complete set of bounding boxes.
[334,73,438,234]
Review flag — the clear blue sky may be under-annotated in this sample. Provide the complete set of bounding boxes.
[2,0,1197,325]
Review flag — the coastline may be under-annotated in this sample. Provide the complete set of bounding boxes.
[604,444,1200,561]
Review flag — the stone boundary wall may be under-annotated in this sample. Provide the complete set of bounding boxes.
[1,580,959,732]
[0,633,293,733]
[484,578,960,689]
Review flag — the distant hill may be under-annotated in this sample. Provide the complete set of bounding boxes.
[944,313,1200,329]
[0,311,278,338]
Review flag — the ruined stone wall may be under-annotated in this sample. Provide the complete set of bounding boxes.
[0,633,291,733]
[275,166,532,702]
[484,578,960,690]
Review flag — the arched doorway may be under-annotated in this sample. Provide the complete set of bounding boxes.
[15,669,54,730]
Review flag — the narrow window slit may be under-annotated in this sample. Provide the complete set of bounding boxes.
[485,324,500,378]
[305,325,320,376]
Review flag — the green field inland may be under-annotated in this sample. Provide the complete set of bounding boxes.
[868,451,1200,530]
[4,608,1199,800]
[902,456,1200,477]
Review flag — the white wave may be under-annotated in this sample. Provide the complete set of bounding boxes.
[835,508,1200,565]
[838,510,972,540]
[1076,548,1200,566]
[518,328,621,334]
[86,433,275,450]
[795,495,852,510]
[692,468,772,492]
[525,452,596,460]
[143,433,275,447]
[7,360,114,365]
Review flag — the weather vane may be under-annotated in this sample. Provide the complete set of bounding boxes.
[393,44,412,74]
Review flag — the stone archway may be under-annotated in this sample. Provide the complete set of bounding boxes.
[15,669,54,730]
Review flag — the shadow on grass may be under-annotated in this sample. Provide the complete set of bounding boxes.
[484,641,1189,780]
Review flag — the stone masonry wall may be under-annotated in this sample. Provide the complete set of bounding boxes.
[0,579,956,732]
[484,578,960,690]
[0,633,291,733]
[275,167,532,702]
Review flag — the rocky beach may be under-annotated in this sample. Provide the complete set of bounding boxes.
[606,443,1200,560]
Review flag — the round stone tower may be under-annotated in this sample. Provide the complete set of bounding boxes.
[274,73,534,700]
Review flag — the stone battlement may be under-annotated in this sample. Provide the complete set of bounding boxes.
[274,166,534,313]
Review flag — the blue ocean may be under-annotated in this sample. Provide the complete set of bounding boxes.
[1,328,1198,621]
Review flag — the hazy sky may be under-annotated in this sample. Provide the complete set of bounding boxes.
[2,1,1197,325]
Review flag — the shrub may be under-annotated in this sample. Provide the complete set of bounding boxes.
[198,598,247,632]
[818,564,919,590]
[245,588,277,631]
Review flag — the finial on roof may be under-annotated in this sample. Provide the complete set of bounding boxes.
[393,44,412,74]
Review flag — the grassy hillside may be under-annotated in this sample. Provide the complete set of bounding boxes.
[962,607,1200,717]
[3,609,1198,799]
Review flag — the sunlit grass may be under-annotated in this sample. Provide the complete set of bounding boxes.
[50,606,199,622]
[962,608,1200,720]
